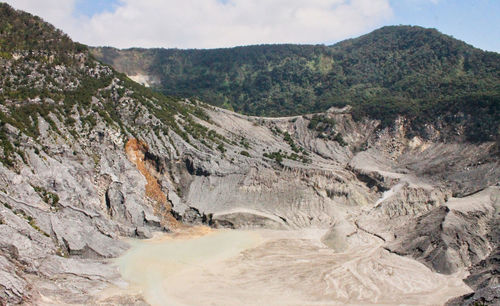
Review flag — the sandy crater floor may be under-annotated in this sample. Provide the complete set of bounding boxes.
[99,227,471,305]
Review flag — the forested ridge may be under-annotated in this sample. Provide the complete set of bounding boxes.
[93,26,500,142]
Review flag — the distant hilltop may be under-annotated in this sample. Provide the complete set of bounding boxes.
[91,25,500,142]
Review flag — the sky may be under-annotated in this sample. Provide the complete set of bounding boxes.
[4,0,500,52]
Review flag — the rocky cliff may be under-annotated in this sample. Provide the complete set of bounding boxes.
[0,3,498,305]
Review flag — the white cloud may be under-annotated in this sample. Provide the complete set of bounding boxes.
[5,0,393,48]
[5,0,77,30]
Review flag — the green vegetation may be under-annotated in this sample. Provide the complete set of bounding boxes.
[307,115,336,132]
[263,151,283,164]
[263,149,310,165]
[2,0,497,155]
[217,143,226,153]
[283,131,304,153]
[305,115,346,146]
[239,137,250,149]
[0,125,15,167]
[117,73,227,146]
[333,133,347,147]
[32,185,59,209]
[94,26,500,142]
[15,209,50,237]
[240,150,250,157]
[0,3,86,64]
[0,3,233,168]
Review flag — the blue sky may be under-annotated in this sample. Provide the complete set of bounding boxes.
[6,0,500,51]
[388,0,500,52]
[74,0,120,18]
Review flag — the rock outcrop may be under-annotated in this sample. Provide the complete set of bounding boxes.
[386,187,498,274]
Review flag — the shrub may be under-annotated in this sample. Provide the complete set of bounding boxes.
[333,133,347,147]
[217,143,226,153]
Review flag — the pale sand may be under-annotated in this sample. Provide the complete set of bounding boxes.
[102,227,471,305]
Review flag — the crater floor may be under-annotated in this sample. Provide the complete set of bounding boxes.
[99,227,471,305]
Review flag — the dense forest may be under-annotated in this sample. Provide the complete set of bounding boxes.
[93,26,500,142]
[0,4,87,60]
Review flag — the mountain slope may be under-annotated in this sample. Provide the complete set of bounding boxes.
[0,3,239,303]
[0,3,499,305]
[92,26,500,142]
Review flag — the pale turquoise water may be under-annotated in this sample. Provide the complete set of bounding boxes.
[112,228,471,306]
[114,229,264,305]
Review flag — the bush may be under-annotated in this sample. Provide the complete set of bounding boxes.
[217,143,226,153]
[333,133,347,147]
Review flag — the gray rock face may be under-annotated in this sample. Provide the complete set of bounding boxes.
[386,187,498,274]
[446,285,500,306]
[0,256,29,304]
[106,182,126,221]
[182,207,205,224]
[465,246,500,290]
[0,99,498,304]
[211,209,288,229]
[2,101,498,304]
[0,56,498,303]
[51,208,128,258]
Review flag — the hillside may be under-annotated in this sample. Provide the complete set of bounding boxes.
[0,4,247,302]
[0,3,499,305]
[92,26,500,142]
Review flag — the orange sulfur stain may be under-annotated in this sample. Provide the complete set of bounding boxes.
[125,138,180,228]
